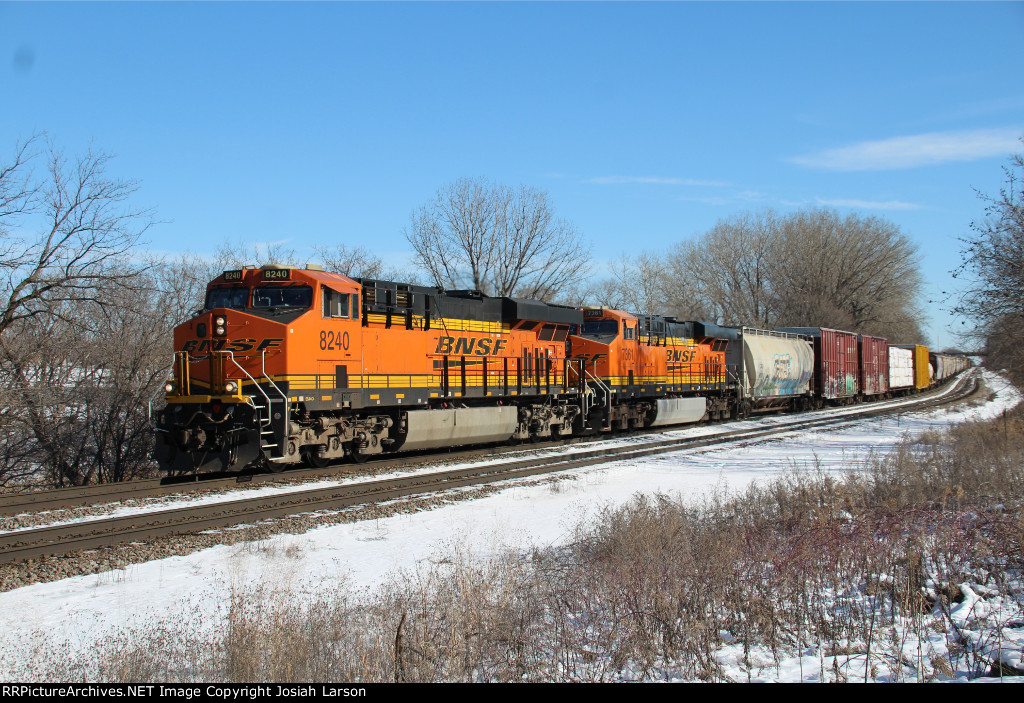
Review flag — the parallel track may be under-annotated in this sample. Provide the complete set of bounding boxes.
[0,373,976,517]
[0,371,979,565]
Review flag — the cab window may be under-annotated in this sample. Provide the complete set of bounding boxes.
[580,320,619,337]
[206,286,249,310]
[323,287,351,319]
[252,285,313,309]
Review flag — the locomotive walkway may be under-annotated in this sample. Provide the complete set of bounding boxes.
[0,371,979,566]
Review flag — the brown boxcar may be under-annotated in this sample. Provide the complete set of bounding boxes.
[778,327,860,401]
[858,334,889,397]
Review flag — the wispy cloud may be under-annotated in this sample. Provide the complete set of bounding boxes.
[815,197,922,211]
[790,128,1023,171]
[584,176,731,187]
[674,195,733,206]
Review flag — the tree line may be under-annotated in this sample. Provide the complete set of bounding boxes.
[0,138,966,489]
[594,208,926,343]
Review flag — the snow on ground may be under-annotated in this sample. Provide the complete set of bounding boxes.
[0,368,1020,681]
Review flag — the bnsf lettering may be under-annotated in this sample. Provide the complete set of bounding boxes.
[434,336,508,356]
[181,338,282,353]
[227,338,256,352]
[668,349,697,363]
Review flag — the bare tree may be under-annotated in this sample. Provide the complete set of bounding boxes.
[666,210,779,326]
[953,139,1024,377]
[0,261,197,488]
[953,142,1024,327]
[0,136,156,487]
[212,237,300,272]
[770,209,924,340]
[0,136,152,340]
[312,243,419,283]
[606,251,671,316]
[605,207,925,338]
[405,178,591,301]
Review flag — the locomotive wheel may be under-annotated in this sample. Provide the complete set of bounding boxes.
[348,445,368,464]
[303,446,330,469]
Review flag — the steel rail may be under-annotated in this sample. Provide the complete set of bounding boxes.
[0,372,976,517]
[0,371,978,565]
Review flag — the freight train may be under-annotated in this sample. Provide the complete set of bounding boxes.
[151,265,969,474]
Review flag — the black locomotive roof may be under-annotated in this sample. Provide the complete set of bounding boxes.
[354,278,582,326]
[691,322,740,341]
[502,298,582,326]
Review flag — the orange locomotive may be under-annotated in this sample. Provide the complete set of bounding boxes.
[154,265,587,473]
[569,308,734,431]
[154,266,975,475]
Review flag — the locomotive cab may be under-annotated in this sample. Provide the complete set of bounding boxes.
[154,264,364,473]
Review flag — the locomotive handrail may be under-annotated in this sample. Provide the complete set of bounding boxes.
[583,366,612,416]
[146,360,176,431]
[221,350,276,427]
[260,350,290,421]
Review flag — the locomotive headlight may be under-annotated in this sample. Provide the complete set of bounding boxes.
[213,315,227,337]
[224,381,238,394]
[164,381,178,394]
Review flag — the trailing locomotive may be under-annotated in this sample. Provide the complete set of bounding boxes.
[152,265,969,474]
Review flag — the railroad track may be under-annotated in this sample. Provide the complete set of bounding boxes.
[0,371,980,565]
[0,371,978,517]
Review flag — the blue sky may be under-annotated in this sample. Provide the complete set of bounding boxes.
[3,2,1023,347]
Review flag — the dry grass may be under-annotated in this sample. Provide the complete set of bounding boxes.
[14,407,1024,682]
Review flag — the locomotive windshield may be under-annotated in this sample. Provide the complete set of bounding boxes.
[580,320,619,337]
[252,285,313,309]
[206,286,249,310]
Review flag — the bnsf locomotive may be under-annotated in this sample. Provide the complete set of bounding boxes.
[152,264,968,474]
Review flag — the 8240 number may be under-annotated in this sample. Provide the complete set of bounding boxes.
[320,330,349,351]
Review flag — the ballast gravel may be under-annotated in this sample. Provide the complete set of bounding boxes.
[0,474,569,593]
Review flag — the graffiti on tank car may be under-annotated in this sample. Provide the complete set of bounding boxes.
[182,338,283,353]
[434,335,509,356]
[772,354,791,381]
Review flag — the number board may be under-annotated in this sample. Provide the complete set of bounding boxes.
[223,270,243,281]
[262,269,291,280]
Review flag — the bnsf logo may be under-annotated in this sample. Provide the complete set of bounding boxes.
[434,336,509,356]
[668,349,697,362]
[181,338,283,353]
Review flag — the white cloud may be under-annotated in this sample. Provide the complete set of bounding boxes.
[791,128,1023,171]
[675,194,732,206]
[815,197,922,211]
[584,176,731,187]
